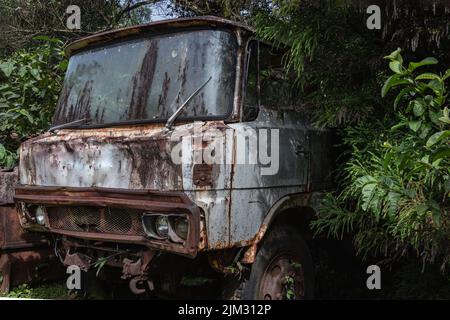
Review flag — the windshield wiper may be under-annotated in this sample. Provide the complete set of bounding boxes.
[165,76,212,131]
[48,118,90,133]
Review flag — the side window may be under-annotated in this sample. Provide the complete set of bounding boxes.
[243,40,259,121]
[259,45,294,109]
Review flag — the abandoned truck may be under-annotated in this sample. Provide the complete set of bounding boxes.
[14,16,335,299]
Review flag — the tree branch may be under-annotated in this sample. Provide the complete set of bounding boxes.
[113,0,157,26]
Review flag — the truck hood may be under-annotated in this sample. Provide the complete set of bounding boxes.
[19,121,232,191]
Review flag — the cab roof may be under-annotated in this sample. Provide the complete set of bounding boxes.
[65,16,253,57]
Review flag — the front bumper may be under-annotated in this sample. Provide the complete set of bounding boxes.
[14,186,202,257]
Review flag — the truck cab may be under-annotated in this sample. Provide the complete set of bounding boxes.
[14,16,335,299]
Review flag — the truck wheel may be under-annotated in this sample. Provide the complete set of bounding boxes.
[241,225,314,300]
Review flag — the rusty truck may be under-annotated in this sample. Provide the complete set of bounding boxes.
[14,16,335,299]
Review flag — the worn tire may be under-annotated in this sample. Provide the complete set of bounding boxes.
[241,225,314,300]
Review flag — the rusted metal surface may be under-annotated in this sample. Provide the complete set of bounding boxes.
[193,164,213,186]
[0,248,64,293]
[0,169,18,205]
[0,206,48,251]
[60,243,157,294]
[0,206,57,293]
[0,170,64,293]
[121,250,155,279]
[241,224,268,264]
[15,187,201,256]
[241,193,323,264]
[122,250,156,294]
[0,169,50,252]
[63,252,92,271]
[17,106,333,253]
[259,253,305,300]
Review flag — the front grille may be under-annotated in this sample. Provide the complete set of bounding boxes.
[47,206,145,236]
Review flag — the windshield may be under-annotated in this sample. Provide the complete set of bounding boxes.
[52,29,237,127]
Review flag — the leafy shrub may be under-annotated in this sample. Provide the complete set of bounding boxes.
[253,1,383,129]
[0,283,73,299]
[0,37,66,168]
[312,49,450,270]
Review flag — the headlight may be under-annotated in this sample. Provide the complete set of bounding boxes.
[155,216,169,238]
[142,214,169,240]
[142,213,189,243]
[173,217,188,240]
[35,206,46,225]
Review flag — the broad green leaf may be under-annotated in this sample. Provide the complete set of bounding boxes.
[415,73,440,81]
[415,204,429,216]
[0,144,5,160]
[389,61,403,74]
[381,75,412,97]
[429,110,443,125]
[443,69,450,80]
[408,120,422,132]
[445,180,450,193]
[420,154,430,164]
[386,191,401,216]
[33,35,62,45]
[30,68,41,80]
[18,66,27,77]
[393,87,413,109]
[438,107,450,124]
[391,121,407,131]
[430,147,450,163]
[384,48,402,61]
[426,130,450,147]
[33,35,52,42]
[427,79,444,95]
[432,210,441,227]
[58,60,68,71]
[408,57,438,72]
[402,188,417,198]
[0,61,15,77]
[17,109,34,123]
[424,95,434,104]
[358,176,378,212]
[5,154,15,168]
[420,124,431,139]
[412,100,425,116]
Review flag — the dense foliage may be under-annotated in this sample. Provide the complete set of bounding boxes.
[312,50,450,268]
[252,1,383,128]
[232,0,450,272]
[0,0,156,168]
[0,37,66,168]
[0,0,154,57]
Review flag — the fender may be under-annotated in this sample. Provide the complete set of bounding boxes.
[241,191,323,264]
